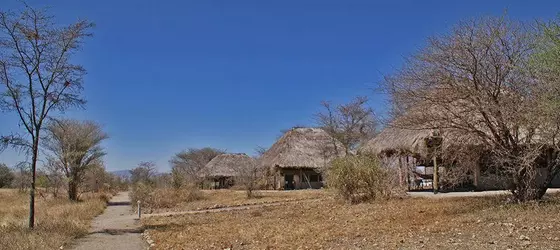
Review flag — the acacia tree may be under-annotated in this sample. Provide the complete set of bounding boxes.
[43,119,107,201]
[0,6,93,227]
[384,16,560,202]
[170,147,224,188]
[316,96,377,155]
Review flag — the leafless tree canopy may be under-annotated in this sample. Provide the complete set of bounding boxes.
[384,16,560,201]
[130,161,158,186]
[254,145,268,158]
[170,147,225,187]
[0,5,93,227]
[43,119,107,200]
[316,96,377,154]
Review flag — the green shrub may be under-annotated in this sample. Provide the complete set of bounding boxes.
[327,155,402,203]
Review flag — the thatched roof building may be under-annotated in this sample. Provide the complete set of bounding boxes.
[260,127,346,170]
[360,126,435,157]
[260,127,345,190]
[203,153,256,178]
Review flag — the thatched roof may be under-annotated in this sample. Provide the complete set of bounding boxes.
[360,126,435,157]
[360,122,481,158]
[202,153,256,178]
[260,127,346,169]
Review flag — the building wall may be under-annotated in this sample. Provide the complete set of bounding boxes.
[274,168,323,190]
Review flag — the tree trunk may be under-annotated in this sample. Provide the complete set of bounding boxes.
[511,169,548,202]
[28,137,39,229]
[68,179,78,201]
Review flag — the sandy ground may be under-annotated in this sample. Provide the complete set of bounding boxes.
[67,192,147,250]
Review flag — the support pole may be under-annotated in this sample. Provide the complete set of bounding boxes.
[433,156,439,194]
[398,157,403,186]
[137,200,142,219]
[406,156,411,191]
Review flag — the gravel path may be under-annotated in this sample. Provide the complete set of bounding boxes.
[67,192,148,250]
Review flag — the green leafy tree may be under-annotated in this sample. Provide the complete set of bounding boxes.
[0,163,14,188]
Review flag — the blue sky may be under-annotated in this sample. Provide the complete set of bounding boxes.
[1,0,559,172]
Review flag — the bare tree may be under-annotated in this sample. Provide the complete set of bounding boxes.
[0,5,93,227]
[82,164,111,193]
[316,96,378,154]
[236,160,263,198]
[43,119,107,201]
[130,161,157,186]
[383,16,560,202]
[232,149,267,198]
[12,161,31,192]
[42,158,65,197]
[254,145,268,158]
[170,147,224,188]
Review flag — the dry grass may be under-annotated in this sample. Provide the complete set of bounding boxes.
[144,189,329,213]
[0,189,108,250]
[143,192,560,249]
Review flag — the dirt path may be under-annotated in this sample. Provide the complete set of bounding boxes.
[67,192,147,250]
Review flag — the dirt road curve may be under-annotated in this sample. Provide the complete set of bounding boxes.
[67,192,147,250]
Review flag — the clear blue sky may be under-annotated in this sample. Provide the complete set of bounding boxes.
[1,0,559,172]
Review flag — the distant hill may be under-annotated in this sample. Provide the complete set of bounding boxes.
[111,170,131,180]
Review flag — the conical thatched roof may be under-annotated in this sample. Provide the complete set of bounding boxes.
[260,127,346,169]
[202,153,256,177]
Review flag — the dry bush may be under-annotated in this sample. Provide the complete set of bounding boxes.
[327,155,403,203]
[0,189,107,250]
[130,184,204,212]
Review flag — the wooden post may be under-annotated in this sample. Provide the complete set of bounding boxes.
[398,157,404,186]
[406,156,411,191]
[433,156,439,194]
[137,200,142,219]
[298,168,303,189]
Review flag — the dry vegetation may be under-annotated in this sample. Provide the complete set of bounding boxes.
[143,192,560,250]
[139,188,329,213]
[0,189,108,250]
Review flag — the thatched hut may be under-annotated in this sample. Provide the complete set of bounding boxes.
[360,124,519,191]
[260,127,346,190]
[360,126,442,189]
[202,153,256,189]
